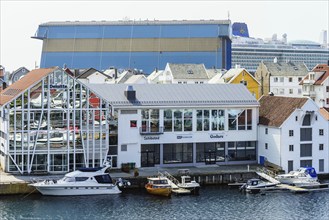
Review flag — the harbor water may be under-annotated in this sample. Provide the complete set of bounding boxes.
[1,185,329,220]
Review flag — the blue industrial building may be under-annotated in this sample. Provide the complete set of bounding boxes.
[33,20,232,74]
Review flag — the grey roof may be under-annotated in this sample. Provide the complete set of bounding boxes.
[263,61,309,76]
[86,84,259,107]
[77,68,110,79]
[169,63,209,79]
[40,20,230,26]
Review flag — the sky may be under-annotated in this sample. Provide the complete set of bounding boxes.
[0,0,328,72]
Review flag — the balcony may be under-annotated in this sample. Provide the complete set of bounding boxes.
[302,79,315,84]
[139,126,164,135]
[302,91,316,97]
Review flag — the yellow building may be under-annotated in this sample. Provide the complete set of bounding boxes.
[209,67,260,99]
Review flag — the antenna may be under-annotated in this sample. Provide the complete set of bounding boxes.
[228,11,230,20]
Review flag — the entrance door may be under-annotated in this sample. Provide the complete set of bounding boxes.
[141,151,155,167]
[205,151,216,165]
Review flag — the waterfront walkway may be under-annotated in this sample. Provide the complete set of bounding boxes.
[0,164,260,184]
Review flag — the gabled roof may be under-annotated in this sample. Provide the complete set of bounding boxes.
[124,75,147,84]
[222,68,260,85]
[319,108,329,121]
[87,84,259,107]
[263,61,308,76]
[168,63,209,79]
[259,96,308,127]
[0,68,57,106]
[77,68,110,79]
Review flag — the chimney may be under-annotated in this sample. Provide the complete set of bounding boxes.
[114,68,118,79]
[124,85,136,101]
[74,69,80,77]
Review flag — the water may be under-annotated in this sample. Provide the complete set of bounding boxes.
[1,186,329,220]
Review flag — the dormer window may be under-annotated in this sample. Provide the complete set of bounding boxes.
[310,73,315,80]
[187,70,193,74]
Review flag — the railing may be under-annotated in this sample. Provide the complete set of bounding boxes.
[139,126,164,135]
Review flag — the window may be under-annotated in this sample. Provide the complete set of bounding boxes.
[274,77,278,82]
[130,120,137,128]
[121,144,127,151]
[289,89,293,94]
[289,77,293,82]
[319,144,324,151]
[300,144,312,157]
[289,145,294,151]
[327,86,329,92]
[163,109,173,132]
[298,89,302,94]
[319,129,324,136]
[279,88,284,95]
[295,116,298,121]
[302,114,311,126]
[280,77,284,82]
[265,128,268,134]
[288,160,294,172]
[240,80,247,86]
[300,128,312,141]
[265,143,268,150]
[319,159,324,172]
[163,143,193,164]
[300,160,312,167]
[289,130,294,137]
[298,77,302,82]
[141,109,159,133]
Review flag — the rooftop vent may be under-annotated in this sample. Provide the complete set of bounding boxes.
[187,70,193,74]
[124,85,136,101]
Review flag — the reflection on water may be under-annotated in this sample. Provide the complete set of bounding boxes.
[1,186,329,220]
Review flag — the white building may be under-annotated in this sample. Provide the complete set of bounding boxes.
[77,68,112,84]
[258,96,328,174]
[255,60,309,98]
[147,63,217,84]
[300,64,329,108]
[87,83,259,168]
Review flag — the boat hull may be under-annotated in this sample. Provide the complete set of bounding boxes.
[145,186,172,197]
[32,184,121,196]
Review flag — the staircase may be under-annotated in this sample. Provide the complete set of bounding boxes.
[256,167,280,184]
[158,171,180,189]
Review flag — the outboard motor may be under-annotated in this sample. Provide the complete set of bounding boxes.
[116,178,131,188]
[239,183,247,192]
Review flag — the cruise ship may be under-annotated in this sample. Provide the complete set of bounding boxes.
[232,23,329,73]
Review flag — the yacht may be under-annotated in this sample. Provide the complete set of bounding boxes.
[30,165,128,196]
[177,175,200,194]
[240,178,278,193]
[145,176,172,197]
[275,167,320,187]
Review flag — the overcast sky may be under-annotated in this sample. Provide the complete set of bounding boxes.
[0,0,328,72]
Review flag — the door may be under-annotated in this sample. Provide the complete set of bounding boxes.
[141,151,155,167]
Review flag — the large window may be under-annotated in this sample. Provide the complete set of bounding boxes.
[196,110,209,131]
[300,160,312,167]
[163,143,193,164]
[211,110,225,131]
[300,144,312,157]
[228,109,252,131]
[228,141,256,161]
[300,128,312,141]
[141,109,160,132]
[196,142,225,163]
[163,109,172,132]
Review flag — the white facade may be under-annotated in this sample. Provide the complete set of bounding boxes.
[258,99,329,173]
[270,76,303,97]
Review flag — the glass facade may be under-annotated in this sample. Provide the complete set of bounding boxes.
[4,69,111,173]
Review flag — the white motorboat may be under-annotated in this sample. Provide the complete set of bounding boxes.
[177,175,200,194]
[30,165,129,196]
[240,178,278,193]
[275,167,320,187]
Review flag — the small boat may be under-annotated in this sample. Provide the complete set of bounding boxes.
[240,178,278,193]
[30,165,129,196]
[275,167,320,187]
[177,175,200,194]
[145,176,172,197]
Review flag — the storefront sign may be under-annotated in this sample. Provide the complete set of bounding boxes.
[210,133,224,139]
[50,84,67,89]
[177,135,192,139]
[143,136,160,140]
